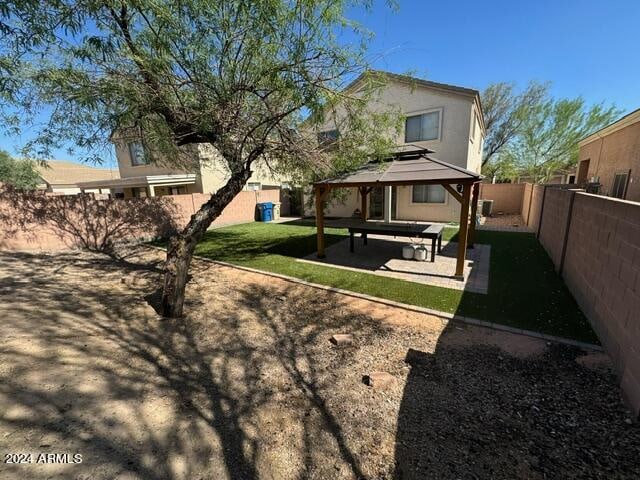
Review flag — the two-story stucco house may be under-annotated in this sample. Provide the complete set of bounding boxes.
[77,137,286,198]
[312,71,485,223]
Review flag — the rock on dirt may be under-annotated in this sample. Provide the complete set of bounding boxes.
[365,372,395,389]
[330,334,354,346]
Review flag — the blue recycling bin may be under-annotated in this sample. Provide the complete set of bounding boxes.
[257,202,274,222]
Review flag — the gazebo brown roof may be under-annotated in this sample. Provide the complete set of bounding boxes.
[312,147,483,278]
[315,147,481,187]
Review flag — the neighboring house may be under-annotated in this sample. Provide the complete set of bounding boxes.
[36,161,119,195]
[578,107,640,201]
[311,71,485,222]
[77,136,287,198]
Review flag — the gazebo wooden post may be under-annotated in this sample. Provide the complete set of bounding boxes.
[455,183,472,278]
[359,186,367,221]
[315,184,330,258]
[468,182,480,248]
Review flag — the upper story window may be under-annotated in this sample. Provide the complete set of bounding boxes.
[405,110,441,143]
[317,129,339,146]
[128,141,148,166]
[247,182,261,191]
[412,184,446,204]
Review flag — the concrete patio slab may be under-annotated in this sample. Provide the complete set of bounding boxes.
[300,234,490,294]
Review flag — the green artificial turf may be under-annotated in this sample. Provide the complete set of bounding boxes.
[190,220,597,344]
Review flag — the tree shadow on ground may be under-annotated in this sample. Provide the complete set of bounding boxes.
[394,326,640,479]
[2,246,636,480]
[0,248,397,480]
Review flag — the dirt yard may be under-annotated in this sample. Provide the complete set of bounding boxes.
[0,246,638,479]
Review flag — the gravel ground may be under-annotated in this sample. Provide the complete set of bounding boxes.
[0,246,637,480]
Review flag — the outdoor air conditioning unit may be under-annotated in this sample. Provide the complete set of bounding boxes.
[481,199,494,217]
[586,182,601,194]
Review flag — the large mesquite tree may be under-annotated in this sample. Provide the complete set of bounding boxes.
[1,0,396,317]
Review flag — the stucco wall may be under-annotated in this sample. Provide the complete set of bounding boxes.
[395,185,460,222]
[114,139,194,178]
[197,145,287,194]
[0,188,280,251]
[317,81,476,170]
[312,79,480,223]
[479,183,525,214]
[113,140,290,195]
[536,189,640,417]
[316,185,462,222]
[578,120,640,201]
[321,189,361,218]
[466,103,484,175]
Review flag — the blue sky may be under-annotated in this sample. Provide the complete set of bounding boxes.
[352,0,640,108]
[2,0,639,166]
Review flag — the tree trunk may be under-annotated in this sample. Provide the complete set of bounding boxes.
[161,168,252,318]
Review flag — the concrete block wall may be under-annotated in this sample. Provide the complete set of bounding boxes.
[526,185,545,232]
[478,182,543,227]
[0,189,281,251]
[478,182,640,415]
[538,189,640,417]
[479,183,525,214]
[538,188,576,270]
[210,189,280,227]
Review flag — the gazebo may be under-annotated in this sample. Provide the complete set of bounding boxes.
[313,147,483,278]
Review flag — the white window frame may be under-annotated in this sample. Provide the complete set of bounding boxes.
[128,141,148,167]
[410,184,448,205]
[404,107,443,143]
[247,182,261,191]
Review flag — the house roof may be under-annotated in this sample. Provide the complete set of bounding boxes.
[77,174,196,189]
[579,107,640,147]
[36,161,119,186]
[314,147,482,187]
[345,70,480,98]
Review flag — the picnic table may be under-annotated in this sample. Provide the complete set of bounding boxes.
[346,221,444,262]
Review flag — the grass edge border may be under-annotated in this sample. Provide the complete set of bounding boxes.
[145,245,602,352]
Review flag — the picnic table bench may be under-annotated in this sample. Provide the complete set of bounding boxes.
[346,221,444,262]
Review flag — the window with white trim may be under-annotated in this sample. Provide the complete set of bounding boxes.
[412,185,446,204]
[247,182,261,191]
[128,142,148,166]
[405,110,441,142]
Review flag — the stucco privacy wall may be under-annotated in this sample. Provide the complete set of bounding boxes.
[538,189,640,417]
[475,182,542,226]
[0,189,279,251]
[478,183,525,214]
